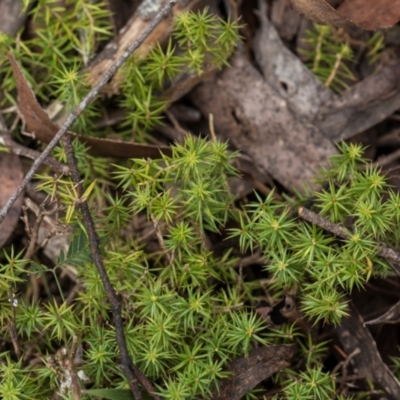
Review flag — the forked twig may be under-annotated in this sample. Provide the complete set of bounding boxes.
[0,0,177,224]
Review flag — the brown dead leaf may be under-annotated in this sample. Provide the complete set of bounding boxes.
[9,53,171,159]
[290,0,400,30]
[190,52,336,192]
[314,59,400,141]
[0,153,24,247]
[338,0,400,30]
[210,344,296,400]
[289,0,359,30]
[254,2,400,143]
[192,4,400,192]
[8,54,60,143]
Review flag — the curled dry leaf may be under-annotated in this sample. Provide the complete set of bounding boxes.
[0,153,23,247]
[9,53,171,160]
[290,0,400,30]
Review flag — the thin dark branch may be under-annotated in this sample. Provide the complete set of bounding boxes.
[62,136,159,400]
[298,207,350,239]
[1,135,69,174]
[298,206,400,274]
[0,112,68,174]
[0,0,177,224]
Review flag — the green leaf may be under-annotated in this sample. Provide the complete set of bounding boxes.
[56,228,92,268]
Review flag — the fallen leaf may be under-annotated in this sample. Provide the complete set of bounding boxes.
[0,153,24,247]
[190,52,336,192]
[336,302,400,399]
[338,0,400,30]
[289,0,359,30]
[192,5,400,192]
[314,59,400,141]
[70,136,171,159]
[9,53,171,160]
[290,0,400,31]
[210,344,295,400]
[254,2,400,142]
[253,1,335,121]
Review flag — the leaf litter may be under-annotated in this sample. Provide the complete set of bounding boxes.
[2,0,400,398]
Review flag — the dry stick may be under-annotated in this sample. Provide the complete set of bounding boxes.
[298,207,400,274]
[0,0,177,225]
[62,136,157,400]
[1,136,69,174]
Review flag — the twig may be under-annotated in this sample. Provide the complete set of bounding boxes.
[324,52,343,88]
[62,136,159,400]
[298,207,350,239]
[165,109,187,142]
[208,113,217,142]
[0,135,69,174]
[7,289,21,359]
[232,249,264,269]
[332,347,360,376]
[22,199,62,261]
[0,0,177,225]
[0,109,69,174]
[298,207,400,274]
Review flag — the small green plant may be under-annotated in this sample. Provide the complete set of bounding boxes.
[0,3,240,139]
[1,2,399,399]
[0,137,270,399]
[118,8,241,140]
[230,142,394,326]
[1,136,398,399]
[366,31,385,65]
[300,24,355,92]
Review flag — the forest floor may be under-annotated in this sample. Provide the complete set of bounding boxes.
[1,0,400,399]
